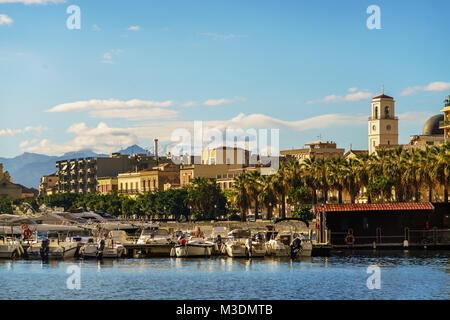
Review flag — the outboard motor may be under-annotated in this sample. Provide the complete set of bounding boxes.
[97,239,105,260]
[40,239,50,261]
[290,237,302,259]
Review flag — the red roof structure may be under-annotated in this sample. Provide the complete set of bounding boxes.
[324,202,434,213]
[372,94,393,99]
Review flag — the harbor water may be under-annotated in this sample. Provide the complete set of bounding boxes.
[0,250,448,300]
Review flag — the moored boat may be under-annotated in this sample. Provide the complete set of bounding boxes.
[173,237,215,257]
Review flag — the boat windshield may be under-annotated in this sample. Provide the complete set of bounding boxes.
[142,229,169,236]
[67,230,91,237]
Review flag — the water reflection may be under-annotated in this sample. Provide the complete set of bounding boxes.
[0,251,448,300]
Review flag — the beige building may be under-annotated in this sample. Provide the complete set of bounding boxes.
[409,114,445,148]
[118,163,180,195]
[0,163,22,199]
[180,164,246,187]
[280,141,344,162]
[440,95,450,141]
[216,167,261,191]
[368,93,399,155]
[38,173,58,196]
[201,147,250,165]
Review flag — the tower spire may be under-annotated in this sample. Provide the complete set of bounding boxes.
[382,85,384,95]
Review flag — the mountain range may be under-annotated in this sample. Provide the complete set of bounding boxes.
[0,145,151,189]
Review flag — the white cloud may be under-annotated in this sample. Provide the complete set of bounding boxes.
[397,111,434,121]
[182,101,198,107]
[0,125,47,137]
[400,81,450,96]
[89,108,178,120]
[127,25,140,31]
[46,99,174,113]
[92,24,101,31]
[0,14,13,26]
[24,122,139,156]
[23,113,366,155]
[0,0,65,4]
[203,97,247,106]
[307,89,373,104]
[200,33,247,40]
[100,49,122,64]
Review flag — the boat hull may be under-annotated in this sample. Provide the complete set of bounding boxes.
[225,243,247,257]
[0,244,24,259]
[174,244,213,257]
[27,244,78,260]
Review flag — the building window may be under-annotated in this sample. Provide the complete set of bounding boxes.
[374,106,378,119]
[386,124,391,131]
[385,106,390,118]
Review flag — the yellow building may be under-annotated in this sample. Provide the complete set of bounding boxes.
[96,177,118,194]
[38,173,58,196]
[440,95,450,141]
[118,163,180,195]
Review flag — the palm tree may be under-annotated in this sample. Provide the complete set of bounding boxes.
[315,157,331,203]
[233,174,251,221]
[432,143,450,203]
[258,174,277,220]
[419,146,436,202]
[246,170,262,218]
[342,158,360,203]
[272,162,290,218]
[301,157,319,204]
[327,157,346,203]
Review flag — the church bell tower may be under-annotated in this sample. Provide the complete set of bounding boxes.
[368,89,398,154]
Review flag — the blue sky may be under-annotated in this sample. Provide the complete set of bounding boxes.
[0,0,449,158]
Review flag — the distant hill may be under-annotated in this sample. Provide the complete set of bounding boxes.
[0,145,146,189]
[117,144,151,156]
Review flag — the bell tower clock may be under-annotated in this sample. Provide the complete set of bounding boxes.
[368,89,398,154]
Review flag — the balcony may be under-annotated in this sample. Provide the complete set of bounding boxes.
[439,120,450,129]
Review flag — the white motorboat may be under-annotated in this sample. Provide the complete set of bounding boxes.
[265,231,291,257]
[65,229,94,244]
[27,231,78,260]
[81,238,126,259]
[136,227,173,257]
[0,238,25,259]
[81,229,128,259]
[246,232,266,258]
[223,229,251,257]
[172,237,215,257]
[265,231,312,257]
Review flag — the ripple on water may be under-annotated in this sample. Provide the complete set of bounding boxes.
[0,251,448,300]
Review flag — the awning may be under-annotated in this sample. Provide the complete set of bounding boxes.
[324,202,434,213]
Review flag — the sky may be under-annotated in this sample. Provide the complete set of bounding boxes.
[0,0,449,158]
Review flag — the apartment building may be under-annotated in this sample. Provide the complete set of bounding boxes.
[56,153,155,194]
